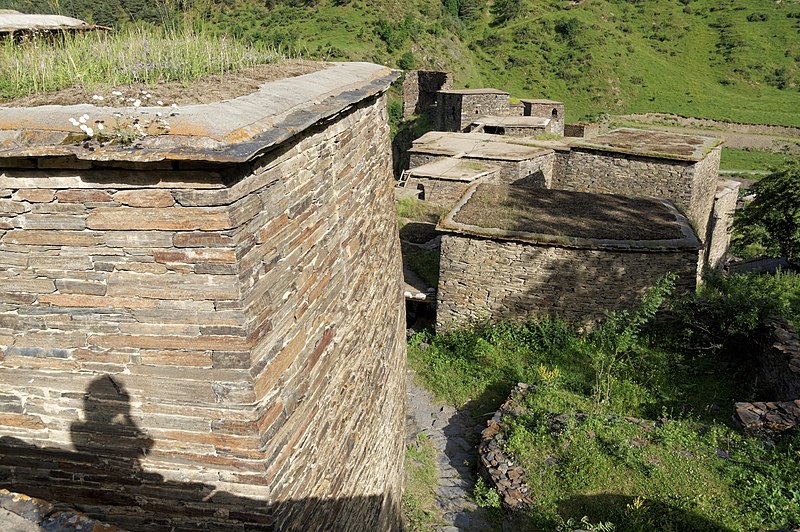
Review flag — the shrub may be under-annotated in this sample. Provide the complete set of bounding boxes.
[397,51,416,71]
[733,161,800,265]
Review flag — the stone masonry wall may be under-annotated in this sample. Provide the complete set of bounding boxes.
[409,152,554,191]
[522,102,565,135]
[705,180,740,270]
[404,177,473,208]
[436,235,698,330]
[559,149,717,243]
[689,147,722,244]
[0,95,406,531]
[402,70,452,119]
[563,122,599,138]
[437,93,510,132]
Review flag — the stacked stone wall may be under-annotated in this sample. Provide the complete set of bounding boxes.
[522,102,565,135]
[705,180,740,270]
[558,149,718,240]
[563,122,599,138]
[437,93,510,132]
[0,95,406,530]
[688,147,722,245]
[559,149,694,209]
[409,152,554,192]
[401,70,452,119]
[404,177,473,208]
[436,235,698,330]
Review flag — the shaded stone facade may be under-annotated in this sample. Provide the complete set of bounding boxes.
[0,64,406,531]
[706,180,740,270]
[558,134,723,251]
[563,122,600,138]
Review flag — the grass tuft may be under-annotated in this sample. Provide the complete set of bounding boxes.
[0,21,281,99]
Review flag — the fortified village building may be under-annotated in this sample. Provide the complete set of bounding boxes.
[399,71,739,330]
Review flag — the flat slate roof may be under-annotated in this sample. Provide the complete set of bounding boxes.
[0,62,397,164]
[572,127,724,161]
[438,88,508,96]
[520,98,562,105]
[0,10,94,33]
[407,157,500,182]
[438,183,701,251]
[470,116,550,129]
[409,131,552,162]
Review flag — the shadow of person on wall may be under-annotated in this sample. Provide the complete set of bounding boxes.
[70,375,164,484]
[0,373,399,531]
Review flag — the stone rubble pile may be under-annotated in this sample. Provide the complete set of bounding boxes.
[734,400,800,434]
[478,383,533,510]
[733,319,800,435]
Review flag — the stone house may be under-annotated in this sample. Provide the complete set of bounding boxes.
[557,128,726,272]
[520,99,565,135]
[406,131,554,208]
[401,70,453,119]
[435,184,702,329]
[402,157,500,207]
[0,62,406,531]
[466,115,552,137]
[436,88,510,132]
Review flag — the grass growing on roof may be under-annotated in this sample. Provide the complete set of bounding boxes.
[0,20,281,99]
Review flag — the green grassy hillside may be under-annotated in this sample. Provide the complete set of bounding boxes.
[2,0,799,125]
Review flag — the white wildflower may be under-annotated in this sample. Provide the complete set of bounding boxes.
[91,95,104,101]
[112,91,123,96]
[133,100,142,107]
[84,127,94,137]
[171,103,178,108]
[97,123,105,131]
[78,116,87,124]
[68,118,79,126]
[156,100,163,106]
[156,112,162,117]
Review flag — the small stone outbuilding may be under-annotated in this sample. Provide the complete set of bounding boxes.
[558,128,725,271]
[520,99,565,136]
[436,183,701,330]
[408,131,555,193]
[436,89,510,132]
[402,157,500,207]
[466,115,552,137]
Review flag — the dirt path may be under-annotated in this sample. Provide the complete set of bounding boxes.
[611,113,800,154]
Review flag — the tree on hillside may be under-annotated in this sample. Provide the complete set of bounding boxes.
[733,161,800,265]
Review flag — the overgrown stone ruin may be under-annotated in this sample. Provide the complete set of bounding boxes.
[398,70,737,329]
[0,63,407,530]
